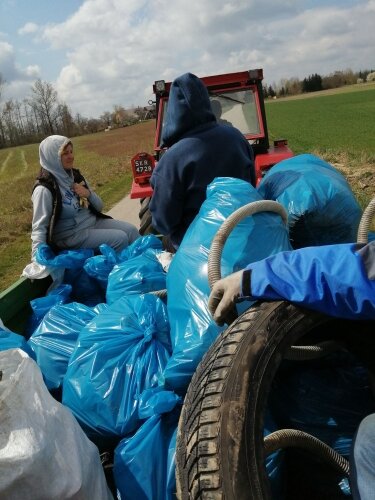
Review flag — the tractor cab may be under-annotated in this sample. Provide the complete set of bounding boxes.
[130,69,293,199]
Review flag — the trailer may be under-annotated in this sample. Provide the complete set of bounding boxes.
[1,69,374,500]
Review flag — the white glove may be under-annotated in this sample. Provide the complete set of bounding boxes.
[208,270,244,326]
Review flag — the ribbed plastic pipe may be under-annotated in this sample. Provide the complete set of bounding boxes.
[208,200,288,289]
[284,341,343,361]
[357,197,375,244]
[264,428,350,476]
[150,288,167,299]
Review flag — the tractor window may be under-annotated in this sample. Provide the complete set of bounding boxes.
[156,87,262,149]
[209,89,261,137]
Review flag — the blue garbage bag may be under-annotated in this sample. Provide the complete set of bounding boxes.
[114,388,181,500]
[28,302,107,390]
[163,177,291,393]
[62,294,171,444]
[83,244,118,288]
[258,154,362,248]
[269,352,375,457]
[114,387,284,500]
[84,236,163,288]
[63,267,105,306]
[106,249,167,305]
[118,234,163,260]
[268,351,374,497]
[264,411,285,499]
[35,243,103,306]
[0,329,36,360]
[35,244,94,268]
[27,284,72,337]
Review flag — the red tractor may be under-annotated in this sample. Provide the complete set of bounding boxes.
[130,69,293,234]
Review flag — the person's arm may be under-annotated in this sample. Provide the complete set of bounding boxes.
[149,154,184,235]
[31,186,53,260]
[208,242,375,325]
[87,184,103,211]
[72,179,103,211]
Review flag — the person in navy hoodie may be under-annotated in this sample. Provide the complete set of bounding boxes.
[149,72,255,250]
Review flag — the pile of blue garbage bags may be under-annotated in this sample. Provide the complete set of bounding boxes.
[2,154,372,499]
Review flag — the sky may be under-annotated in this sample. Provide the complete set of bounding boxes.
[0,0,374,118]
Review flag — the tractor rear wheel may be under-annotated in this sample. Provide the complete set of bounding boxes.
[138,197,158,236]
[176,301,374,500]
[139,197,151,219]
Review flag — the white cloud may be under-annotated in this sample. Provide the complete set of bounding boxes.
[18,22,39,35]
[41,0,303,115]
[25,65,41,77]
[4,0,375,116]
[0,40,23,81]
[59,64,83,87]
[0,40,41,100]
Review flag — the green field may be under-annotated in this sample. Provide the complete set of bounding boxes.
[265,85,375,210]
[265,86,375,159]
[0,85,374,291]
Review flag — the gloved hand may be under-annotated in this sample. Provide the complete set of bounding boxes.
[208,270,244,326]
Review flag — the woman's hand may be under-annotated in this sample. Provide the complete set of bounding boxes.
[72,182,90,198]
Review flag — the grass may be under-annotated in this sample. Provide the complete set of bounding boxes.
[265,87,375,158]
[0,121,154,290]
[265,86,375,210]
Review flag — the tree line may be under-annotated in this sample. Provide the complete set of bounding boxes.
[0,75,156,149]
[1,67,374,149]
[263,68,374,98]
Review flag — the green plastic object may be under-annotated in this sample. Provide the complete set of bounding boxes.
[0,276,52,336]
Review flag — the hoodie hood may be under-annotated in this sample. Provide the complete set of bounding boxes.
[161,73,216,147]
[39,135,73,191]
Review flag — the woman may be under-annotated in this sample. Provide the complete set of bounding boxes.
[31,135,139,259]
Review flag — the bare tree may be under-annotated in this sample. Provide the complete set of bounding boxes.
[22,98,39,140]
[56,102,75,137]
[86,117,101,133]
[100,111,112,127]
[0,73,7,147]
[2,100,20,145]
[29,79,58,134]
[74,113,88,134]
[112,105,127,126]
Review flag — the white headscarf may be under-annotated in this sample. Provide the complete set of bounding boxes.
[39,135,74,191]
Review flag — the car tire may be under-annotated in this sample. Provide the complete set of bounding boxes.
[176,300,374,500]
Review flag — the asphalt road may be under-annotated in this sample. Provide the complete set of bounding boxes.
[106,194,140,228]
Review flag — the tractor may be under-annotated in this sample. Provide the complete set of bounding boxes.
[129,69,293,235]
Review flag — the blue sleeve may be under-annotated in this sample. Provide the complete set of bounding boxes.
[242,243,375,320]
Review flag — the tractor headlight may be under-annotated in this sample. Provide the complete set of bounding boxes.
[155,80,166,92]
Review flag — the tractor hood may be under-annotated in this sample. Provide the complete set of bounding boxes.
[161,72,216,147]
